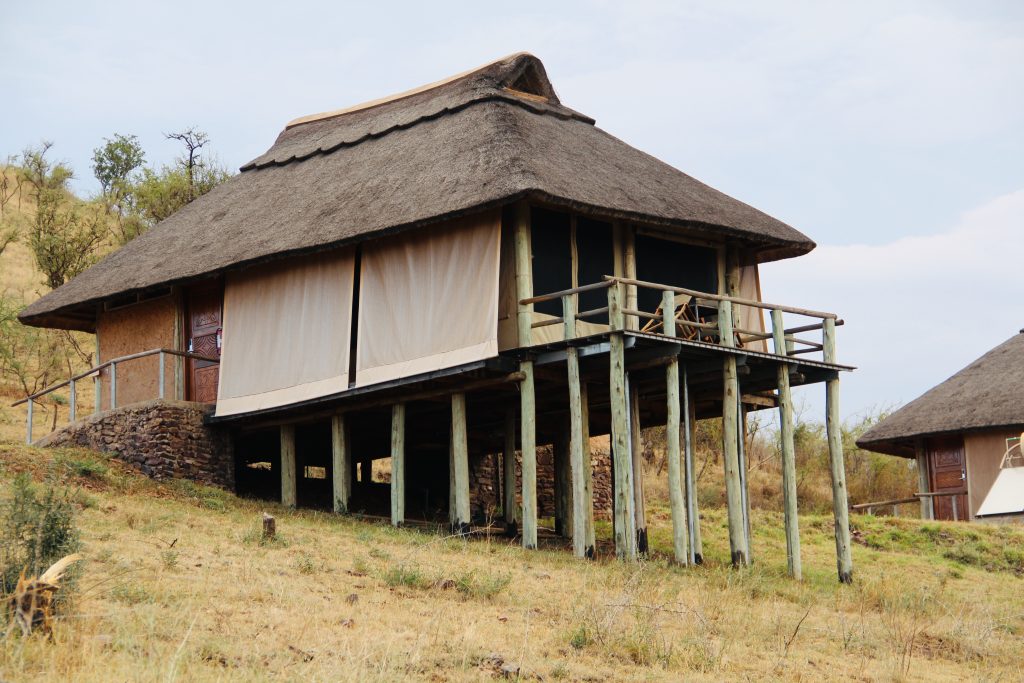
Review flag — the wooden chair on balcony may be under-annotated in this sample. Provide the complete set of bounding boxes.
[641,293,701,340]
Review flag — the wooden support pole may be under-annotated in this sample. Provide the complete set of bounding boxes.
[685,378,702,563]
[663,290,688,565]
[332,414,351,514]
[581,382,596,553]
[280,425,296,508]
[564,295,591,557]
[772,309,802,580]
[915,440,932,520]
[629,380,648,555]
[451,393,471,535]
[608,282,637,559]
[514,201,538,550]
[391,403,406,527]
[623,225,638,331]
[554,425,572,538]
[449,419,456,526]
[737,403,752,563]
[824,318,854,583]
[503,407,518,535]
[720,250,749,567]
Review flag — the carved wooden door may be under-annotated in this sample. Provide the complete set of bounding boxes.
[928,437,968,521]
[186,284,222,403]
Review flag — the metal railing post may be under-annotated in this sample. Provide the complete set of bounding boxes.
[952,495,959,521]
[69,380,76,423]
[110,362,117,410]
[94,373,101,415]
[159,351,166,399]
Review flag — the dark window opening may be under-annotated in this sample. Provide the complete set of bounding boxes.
[295,422,333,510]
[634,236,718,313]
[530,208,572,317]
[576,217,614,324]
[234,428,281,502]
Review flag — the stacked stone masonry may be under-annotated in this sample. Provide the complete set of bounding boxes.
[37,399,233,489]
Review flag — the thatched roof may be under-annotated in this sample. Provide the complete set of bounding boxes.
[21,52,815,331]
[857,331,1024,457]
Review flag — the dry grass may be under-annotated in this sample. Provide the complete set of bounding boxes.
[1,443,1022,682]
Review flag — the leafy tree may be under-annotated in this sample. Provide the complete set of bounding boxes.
[92,134,146,245]
[19,142,104,290]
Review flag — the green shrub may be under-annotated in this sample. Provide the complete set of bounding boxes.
[0,474,81,595]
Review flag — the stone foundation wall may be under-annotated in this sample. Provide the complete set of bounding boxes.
[469,440,614,522]
[36,399,232,488]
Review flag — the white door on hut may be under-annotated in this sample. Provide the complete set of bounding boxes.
[214,249,356,416]
[354,210,501,386]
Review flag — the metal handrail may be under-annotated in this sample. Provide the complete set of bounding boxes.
[16,347,219,445]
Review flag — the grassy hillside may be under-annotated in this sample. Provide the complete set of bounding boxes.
[1,442,1021,682]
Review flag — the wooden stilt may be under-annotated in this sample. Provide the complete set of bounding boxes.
[720,250,749,567]
[629,380,648,555]
[663,290,688,565]
[391,403,405,527]
[514,201,538,550]
[564,294,592,558]
[581,382,596,554]
[824,318,853,583]
[451,393,471,535]
[332,414,351,514]
[280,425,296,508]
[448,419,456,526]
[554,425,572,538]
[503,407,518,535]
[915,440,932,520]
[685,379,703,564]
[737,403,752,562]
[609,282,637,560]
[771,309,802,580]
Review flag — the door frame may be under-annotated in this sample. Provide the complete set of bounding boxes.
[926,435,969,521]
[183,279,223,403]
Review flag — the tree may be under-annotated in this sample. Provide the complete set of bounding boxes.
[92,134,145,245]
[133,128,230,225]
[19,142,104,290]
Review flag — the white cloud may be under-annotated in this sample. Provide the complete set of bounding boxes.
[763,188,1024,420]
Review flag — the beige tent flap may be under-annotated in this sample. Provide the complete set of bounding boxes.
[356,211,501,387]
[736,265,767,352]
[216,249,355,416]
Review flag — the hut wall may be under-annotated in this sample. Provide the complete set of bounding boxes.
[965,430,1019,518]
[97,295,178,407]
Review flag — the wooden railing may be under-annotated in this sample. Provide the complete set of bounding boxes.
[11,348,219,444]
[850,489,969,521]
[520,275,843,363]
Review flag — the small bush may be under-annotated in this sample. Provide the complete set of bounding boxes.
[0,474,81,595]
[455,570,512,599]
[383,564,428,589]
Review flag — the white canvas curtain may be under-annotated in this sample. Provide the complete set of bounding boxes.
[216,249,356,416]
[356,211,501,387]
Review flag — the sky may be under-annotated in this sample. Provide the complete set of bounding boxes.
[2,0,1022,421]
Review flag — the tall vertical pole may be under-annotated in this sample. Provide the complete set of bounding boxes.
[629,380,648,555]
[915,440,932,520]
[581,381,596,553]
[451,393,471,535]
[623,225,638,331]
[94,335,102,414]
[683,365,702,563]
[608,281,637,560]
[564,294,592,558]
[772,309,801,579]
[332,414,351,514]
[514,201,538,550]
[391,403,406,527]
[737,402,752,562]
[503,407,518,535]
[663,291,688,565]
[824,318,853,583]
[720,249,749,567]
[280,425,297,508]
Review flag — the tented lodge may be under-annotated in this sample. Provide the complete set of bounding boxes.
[17,53,855,579]
[858,331,1024,522]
